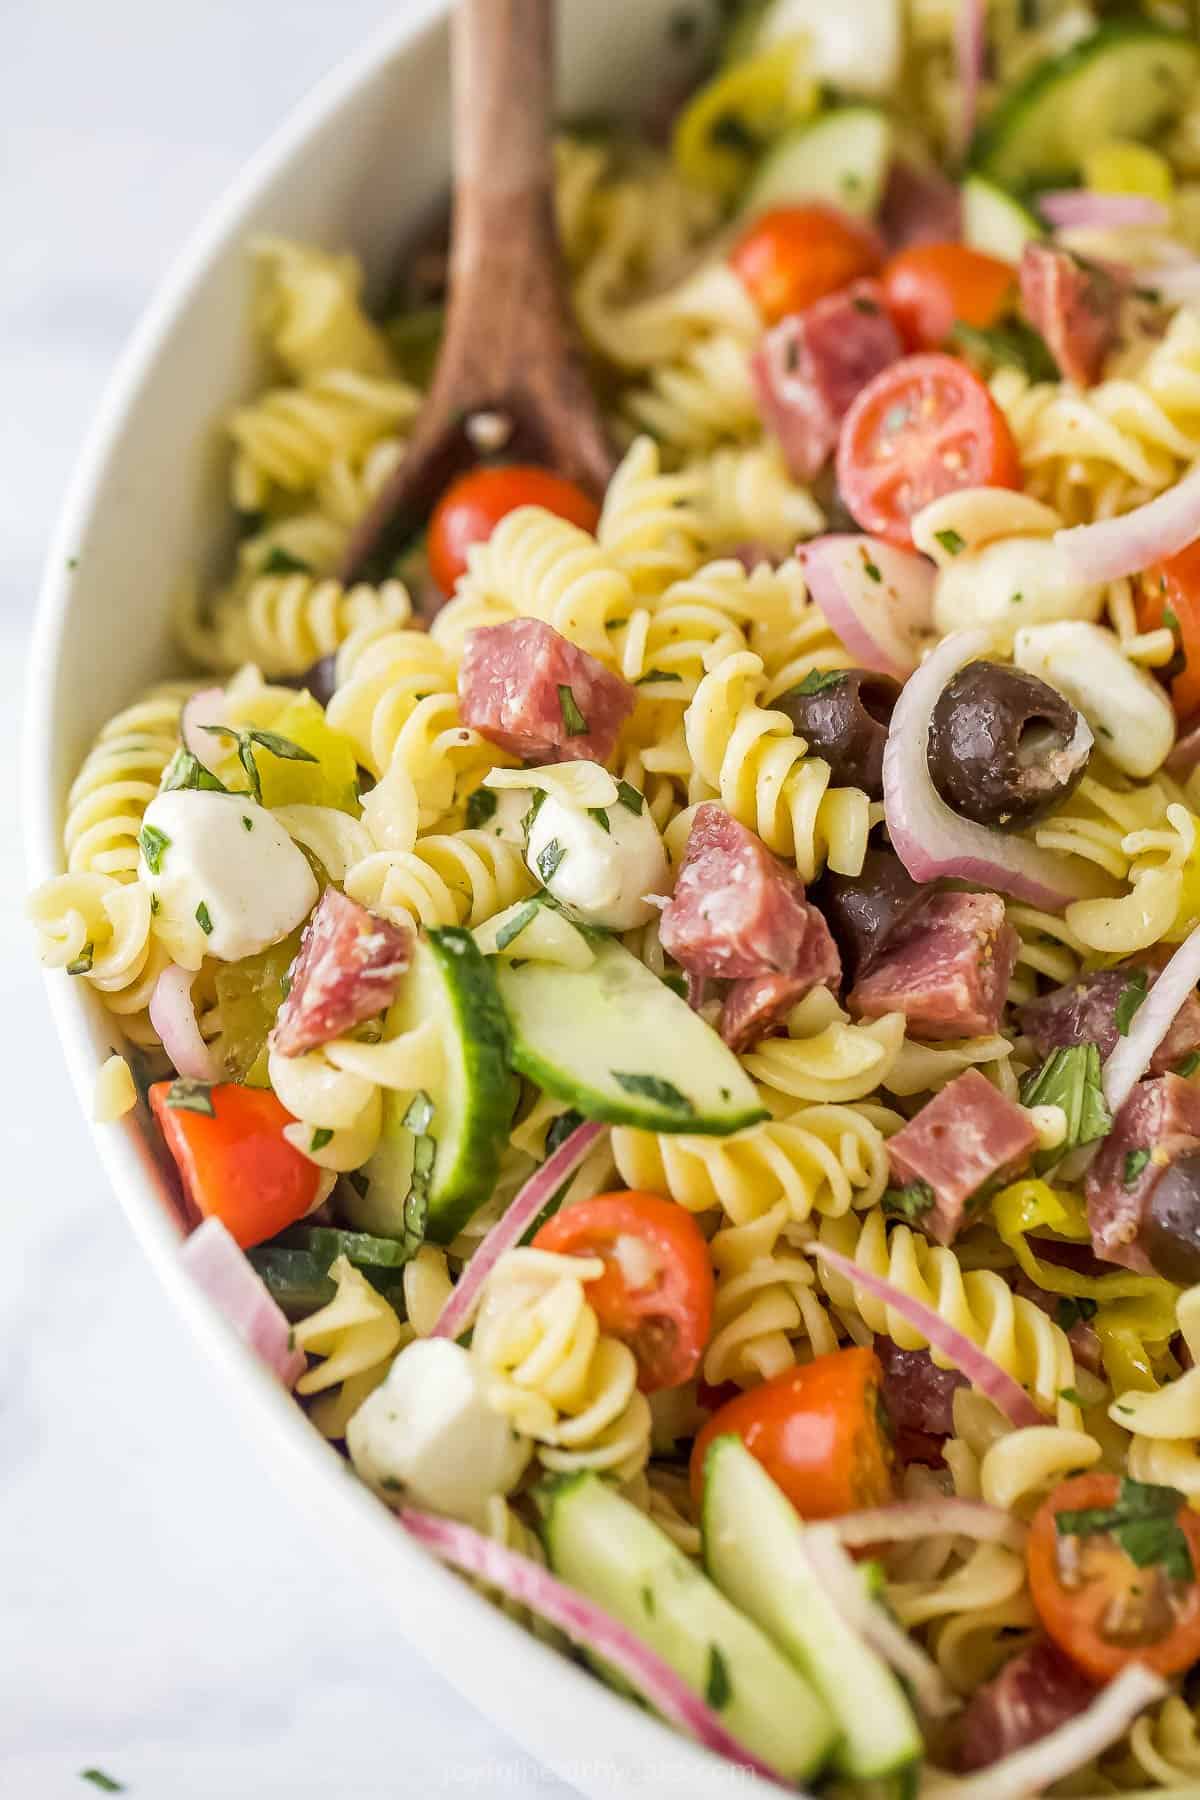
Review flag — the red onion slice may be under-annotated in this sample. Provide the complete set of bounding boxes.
[801,1524,959,1721]
[181,686,228,774]
[1039,190,1170,231]
[949,1663,1166,1800]
[954,0,985,160]
[811,1240,1044,1427]
[1166,714,1200,776]
[1056,462,1200,585]
[881,628,1106,910]
[831,1499,1027,1553]
[1103,920,1200,1116]
[801,536,936,680]
[149,963,219,1081]
[180,1217,305,1386]
[398,1507,782,1781]
[432,1121,608,1340]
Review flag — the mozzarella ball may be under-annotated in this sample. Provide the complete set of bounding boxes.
[524,790,669,931]
[933,537,1105,641]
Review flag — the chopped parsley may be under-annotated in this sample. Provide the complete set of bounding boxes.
[1114,970,1149,1037]
[495,898,542,952]
[1010,591,1023,606]
[79,1775,125,1795]
[1056,1477,1195,1583]
[67,943,95,976]
[138,823,170,874]
[783,669,847,700]
[1058,1387,1084,1407]
[881,1179,935,1222]
[635,668,683,685]
[537,838,566,884]
[611,1071,694,1114]
[466,787,498,829]
[1178,1051,1200,1078]
[705,1644,732,1710]
[861,557,882,584]
[589,806,611,834]
[1124,1148,1151,1188]
[615,780,644,815]
[310,1127,333,1152]
[1020,1044,1112,1166]
[195,900,213,936]
[165,1077,215,1117]
[159,747,227,794]
[1055,1295,1098,1332]
[200,724,317,804]
[242,815,254,832]
[258,545,313,576]
[934,528,967,557]
[557,684,589,736]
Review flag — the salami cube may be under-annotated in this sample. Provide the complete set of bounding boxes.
[1018,243,1121,388]
[1085,1072,1200,1272]
[849,890,1017,1040]
[272,887,412,1057]
[457,618,636,764]
[886,1068,1037,1245]
[1021,957,1200,1077]
[660,804,825,981]
[959,1639,1096,1772]
[874,1336,966,1461]
[719,911,842,1051]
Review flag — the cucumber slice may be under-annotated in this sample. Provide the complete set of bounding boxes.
[970,23,1200,194]
[539,1472,836,1782]
[962,174,1042,261]
[343,928,517,1245]
[740,106,892,219]
[496,939,765,1136]
[702,1437,921,1781]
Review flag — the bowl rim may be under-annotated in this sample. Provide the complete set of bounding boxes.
[20,9,742,1795]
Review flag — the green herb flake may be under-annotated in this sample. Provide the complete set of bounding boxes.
[1055,1296,1098,1332]
[1115,971,1149,1037]
[635,668,683,686]
[611,1071,694,1114]
[150,893,160,916]
[1055,1476,1195,1583]
[195,900,214,936]
[138,823,171,874]
[310,1127,333,1152]
[495,898,542,952]
[80,1774,125,1795]
[347,1169,370,1198]
[557,684,589,736]
[951,318,1058,382]
[1010,591,1023,606]
[1058,1387,1084,1406]
[640,1584,656,1617]
[615,780,644,815]
[934,528,966,557]
[159,747,227,794]
[1020,1044,1112,1167]
[881,1179,935,1222]
[67,556,80,572]
[1124,1148,1151,1188]
[705,1644,732,1710]
[466,787,498,829]
[1178,1051,1200,1078]
[589,807,611,834]
[537,838,566,884]
[258,545,313,576]
[784,669,847,700]
[242,815,254,832]
[201,724,317,804]
[165,1078,215,1117]
[67,943,95,976]
[1164,606,1181,633]
[861,557,882,584]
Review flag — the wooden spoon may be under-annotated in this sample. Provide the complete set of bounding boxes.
[339,0,616,588]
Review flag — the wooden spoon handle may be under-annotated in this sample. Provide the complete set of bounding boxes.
[453,0,554,203]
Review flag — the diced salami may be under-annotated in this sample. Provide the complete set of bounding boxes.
[1018,242,1121,388]
[457,618,636,764]
[1085,1072,1200,1273]
[875,1335,966,1442]
[750,278,903,482]
[272,887,412,1058]
[719,911,842,1051]
[1021,955,1200,1077]
[958,1638,1097,1772]
[660,804,818,981]
[879,157,963,252]
[886,1068,1037,1246]
[849,890,1018,1040]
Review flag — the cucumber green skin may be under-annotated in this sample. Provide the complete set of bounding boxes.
[507,1038,766,1136]
[539,1471,836,1782]
[970,23,1200,193]
[702,1437,922,1782]
[740,107,892,220]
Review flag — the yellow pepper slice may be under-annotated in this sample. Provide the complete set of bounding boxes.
[1083,139,1173,204]
[672,39,818,199]
[245,692,360,815]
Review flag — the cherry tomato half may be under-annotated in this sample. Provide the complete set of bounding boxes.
[729,204,883,327]
[836,352,1022,550]
[532,1190,714,1392]
[149,1082,322,1250]
[1028,1472,1200,1683]
[690,1347,895,1518]
[428,464,600,597]
[882,242,1016,352]
[1138,541,1200,721]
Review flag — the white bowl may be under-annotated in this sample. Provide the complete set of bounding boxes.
[23,5,754,1796]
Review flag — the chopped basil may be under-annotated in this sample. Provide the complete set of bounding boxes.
[861,558,882,584]
[200,724,317,804]
[195,900,213,936]
[1124,1148,1151,1188]
[165,1077,215,1116]
[589,807,611,834]
[150,892,160,915]
[310,1127,333,1152]
[615,780,644,815]
[1010,592,1024,606]
[934,528,966,556]
[160,747,227,794]
[1115,970,1149,1037]
[242,815,254,832]
[881,1179,935,1222]
[783,669,847,701]
[79,1774,125,1795]
[67,943,94,976]
[138,823,170,873]
[1055,1296,1098,1332]
[1058,1387,1084,1406]
[521,789,546,845]
[705,1643,732,1710]
[635,668,683,685]
[557,684,589,736]
[1178,1051,1200,1078]
[951,318,1058,382]
[537,838,566,884]
[258,545,313,576]
[1055,1477,1194,1583]
[495,897,542,952]
[466,787,498,829]
[1020,1044,1112,1166]
[611,1071,694,1114]
[545,1108,585,1157]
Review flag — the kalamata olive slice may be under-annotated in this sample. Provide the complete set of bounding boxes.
[1142,1152,1200,1286]
[926,661,1090,830]
[281,653,338,708]
[776,668,901,800]
[811,846,929,984]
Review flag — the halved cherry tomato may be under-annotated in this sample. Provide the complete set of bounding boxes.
[532,1190,714,1392]
[150,1082,322,1249]
[728,204,883,327]
[882,242,1016,351]
[428,465,600,597]
[1028,1472,1200,1683]
[1137,542,1200,720]
[837,352,1022,550]
[690,1347,895,1517]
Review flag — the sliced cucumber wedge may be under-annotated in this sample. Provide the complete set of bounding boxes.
[496,938,765,1135]
[539,1471,836,1783]
[740,107,893,220]
[962,174,1041,261]
[702,1437,921,1782]
[970,23,1200,193]
[343,928,517,1245]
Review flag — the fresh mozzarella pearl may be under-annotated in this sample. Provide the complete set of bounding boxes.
[346,1338,531,1526]
[1012,621,1176,780]
[933,537,1104,640]
[755,0,901,96]
[524,791,669,931]
[138,789,318,962]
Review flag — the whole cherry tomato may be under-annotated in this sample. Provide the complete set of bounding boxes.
[428,464,600,596]
[882,242,1016,351]
[729,204,883,327]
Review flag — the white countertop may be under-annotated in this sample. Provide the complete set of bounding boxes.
[2,6,576,1794]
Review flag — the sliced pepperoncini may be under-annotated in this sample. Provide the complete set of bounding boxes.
[672,39,818,200]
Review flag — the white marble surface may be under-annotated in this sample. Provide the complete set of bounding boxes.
[2,6,577,1795]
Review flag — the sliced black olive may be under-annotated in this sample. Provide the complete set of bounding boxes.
[927,661,1090,830]
[811,847,929,985]
[1142,1151,1200,1286]
[280,653,338,708]
[776,669,901,800]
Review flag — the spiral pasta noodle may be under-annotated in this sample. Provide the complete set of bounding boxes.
[252,237,397,382]
[456,505,635,664]
[704,1202,839,1388]
[293,1256,406,1438]
[192,574,412,678]
[343,829,533,931]
[228,367,420,513]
